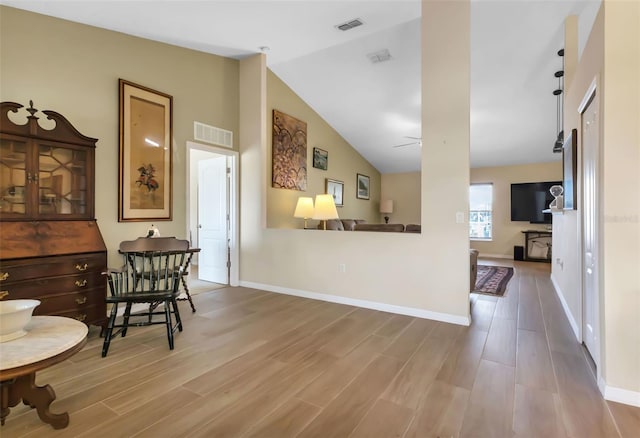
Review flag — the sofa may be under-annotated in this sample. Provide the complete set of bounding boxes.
[354,223,405,232]
[319,219,419,233]
[319,219,367,231]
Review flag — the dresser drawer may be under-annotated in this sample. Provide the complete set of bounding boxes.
[0,253,105,284]
[31,287,105,315]
[51,304,106,326]
[0,272,105,300]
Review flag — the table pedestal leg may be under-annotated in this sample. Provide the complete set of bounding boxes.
[1,380,15,426]
[1,373,69,429]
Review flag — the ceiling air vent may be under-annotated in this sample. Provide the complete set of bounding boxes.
[336,18,363,31]
[367,49,392,64]
[194,121,233,148]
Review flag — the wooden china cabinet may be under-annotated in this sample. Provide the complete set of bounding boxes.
[0,101,107,328]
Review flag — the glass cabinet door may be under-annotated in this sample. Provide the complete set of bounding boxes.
[0,138,28,216]
[38,143,88,216]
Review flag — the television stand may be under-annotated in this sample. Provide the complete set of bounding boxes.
[521,230,552,263]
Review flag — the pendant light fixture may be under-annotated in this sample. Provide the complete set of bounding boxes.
[553,49,565,153]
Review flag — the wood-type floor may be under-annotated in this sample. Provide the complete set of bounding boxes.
[3,260,639,437]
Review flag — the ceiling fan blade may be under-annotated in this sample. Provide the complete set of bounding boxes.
[392,141,419,148]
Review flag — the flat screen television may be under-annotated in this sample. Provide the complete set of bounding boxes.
[511,181,561,223]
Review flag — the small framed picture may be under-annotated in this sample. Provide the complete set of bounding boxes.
[356,173,370,200]
[313,147,328,170]
[326,178,344,207]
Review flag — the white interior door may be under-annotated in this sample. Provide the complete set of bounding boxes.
[581,90,599,364]
[198,155,229,284]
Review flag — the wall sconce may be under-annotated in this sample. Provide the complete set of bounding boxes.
[380,199,394,224]
[312,194,339,230]
[293,196,314,229]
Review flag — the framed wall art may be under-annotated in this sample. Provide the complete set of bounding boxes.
[313,147,328,170]
[562,128,577,210]
[119,79,173,221]
[356,173,370,200]
[272,109,307,191]
[326,178,344,207]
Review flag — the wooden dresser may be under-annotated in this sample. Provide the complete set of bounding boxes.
[0,101,107,328]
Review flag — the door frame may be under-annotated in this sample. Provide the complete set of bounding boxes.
[577,77,601,371]
[186,141,239,286]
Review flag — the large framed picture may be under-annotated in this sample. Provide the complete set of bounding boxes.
[326,178,344,207]
[562,128,577,210]
[356,173,370,200]
[272,110,307,191]
[313,147,328,170]
[119,79,173,222]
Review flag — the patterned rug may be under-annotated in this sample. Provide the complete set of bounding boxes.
[473,265,514,296]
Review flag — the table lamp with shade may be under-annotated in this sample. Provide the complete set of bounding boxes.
[380,199,394,223]
[312,194,339,230]
[293,196,314,229]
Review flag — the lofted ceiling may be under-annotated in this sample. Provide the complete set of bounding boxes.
[1,0,601,173]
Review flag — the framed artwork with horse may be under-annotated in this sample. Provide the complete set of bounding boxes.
[118,79,173,221]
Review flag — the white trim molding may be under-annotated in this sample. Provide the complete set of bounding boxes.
[239,281,471,326]
[186,141,240,287]
[550,273,580,341]
[602,380,640,407]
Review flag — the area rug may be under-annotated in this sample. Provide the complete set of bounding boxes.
[473,265,514,296]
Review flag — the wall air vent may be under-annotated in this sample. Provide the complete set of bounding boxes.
[367,49,392,64]
[194,121,233,148]
[336,18,363,31]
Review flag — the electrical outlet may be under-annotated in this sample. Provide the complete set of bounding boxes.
[338,263,346,273]
[456,212,464,223]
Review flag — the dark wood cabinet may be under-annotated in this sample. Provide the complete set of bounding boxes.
[0,101,106,328]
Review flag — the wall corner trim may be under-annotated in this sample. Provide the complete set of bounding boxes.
[239,281,471,326]
[550,273,580,340]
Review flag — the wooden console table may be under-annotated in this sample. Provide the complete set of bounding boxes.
[0,316,87,429]
[522,230,552,263]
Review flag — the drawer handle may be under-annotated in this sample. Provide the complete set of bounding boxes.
[75,263,89,271]
[0,291,8,299]
[75,280,88,288]
[75,297,87,305]
[74,314,87,322]
[0,272,8,281]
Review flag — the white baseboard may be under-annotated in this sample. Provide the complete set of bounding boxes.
[550,273,580,341]
[239,281,470,326]
[603,381,640,407]
[478,253,512,259]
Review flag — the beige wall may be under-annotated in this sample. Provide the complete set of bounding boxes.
[381,172,421,225]
[266,71,380,228]
[239,1,471,323]
[470,162,562,258]
[556,1,640,401]
[601,0,639,396]
[0,6,239,267]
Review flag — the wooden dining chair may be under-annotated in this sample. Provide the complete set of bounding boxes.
[101,237,189,357]
[176,247,200,313]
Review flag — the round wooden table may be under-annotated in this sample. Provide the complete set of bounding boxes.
[0,316,87,429]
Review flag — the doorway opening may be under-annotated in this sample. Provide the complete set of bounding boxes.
[186,141,239,288]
